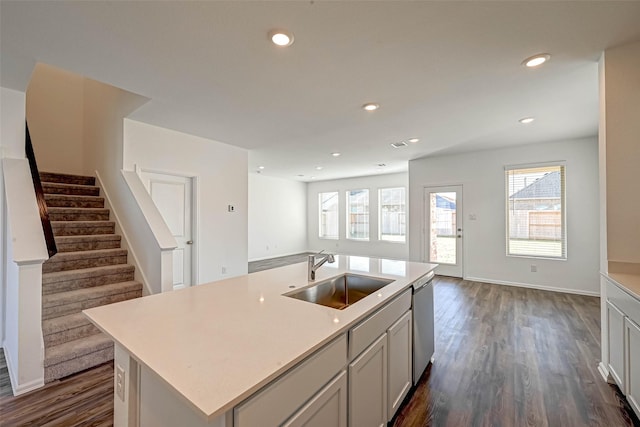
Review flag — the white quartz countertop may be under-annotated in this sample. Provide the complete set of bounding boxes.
[607,272,640,301]
[84,255,437,421]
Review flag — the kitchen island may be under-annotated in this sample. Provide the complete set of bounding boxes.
[84,255,437,426]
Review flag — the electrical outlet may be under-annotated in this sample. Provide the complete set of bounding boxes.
[530,264,537,273]
[221,266,227,274]
[116,365,125,401]
[228,205,235,212]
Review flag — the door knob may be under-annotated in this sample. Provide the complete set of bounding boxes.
[186,240,193,245]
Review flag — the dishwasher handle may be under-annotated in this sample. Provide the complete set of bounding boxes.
[413,270,435,290]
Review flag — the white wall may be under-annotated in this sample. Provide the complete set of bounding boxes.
[124,119,248,283]
[26,63,85,175]
[602,40,640,265]
[409,137,600,295]
[0,87,27,346]
[248,173,307,261]
[307,173,409,260]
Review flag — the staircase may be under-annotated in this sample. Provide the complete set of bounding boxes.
[40,171,143,382]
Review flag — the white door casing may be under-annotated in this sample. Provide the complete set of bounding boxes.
[423,185,463,277]
[141,171,194,290]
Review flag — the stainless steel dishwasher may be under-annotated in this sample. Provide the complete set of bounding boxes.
[413,270,435,385]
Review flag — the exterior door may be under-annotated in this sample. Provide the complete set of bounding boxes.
[424,185,463,277]
[141,171,194,290]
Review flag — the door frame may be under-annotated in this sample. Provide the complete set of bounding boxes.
[422,184,464,278]
[135,164,199,286]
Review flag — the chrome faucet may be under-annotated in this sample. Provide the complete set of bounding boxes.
[308,250,335,281]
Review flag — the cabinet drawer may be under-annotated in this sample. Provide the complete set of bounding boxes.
[234,334,347,427]
[607,279,640,326]
[349,289,411,360]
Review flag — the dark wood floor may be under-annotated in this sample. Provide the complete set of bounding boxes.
[0,358,114,426]
[1,277,638,426]
[393,277,640,427]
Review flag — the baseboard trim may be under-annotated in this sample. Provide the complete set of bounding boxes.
[597,362,610,382]
[463,276,600,297]
[2,345,44,396]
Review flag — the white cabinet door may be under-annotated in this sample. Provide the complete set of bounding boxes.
[607,300,626,390]
[625,318,640,418]
[387,310,412,421]
[283,371,347,427]
[349,334,387,427]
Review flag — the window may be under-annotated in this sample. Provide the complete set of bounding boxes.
[379,187,406,242]
[506,163,566,259]
[346,189,369,240]
[319,192,339,239]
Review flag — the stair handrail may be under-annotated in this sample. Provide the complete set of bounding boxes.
[25,121,57,258]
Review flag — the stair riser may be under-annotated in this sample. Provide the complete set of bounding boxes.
[40,173,96,186]
[44,324,102,347]
[48,211,110,221]
[43,289,142,320]
[45,196,105,208]
[56,238,122,252]
[45,346,113,383]
[43,254,127,273]
[43,184,100,197]
[43,270,135,294]
[52,223,115,236]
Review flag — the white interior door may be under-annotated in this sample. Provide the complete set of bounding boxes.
[141,171,194,290]
[424,185,463,277]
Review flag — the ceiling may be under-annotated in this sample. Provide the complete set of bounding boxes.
[2,1,640,182]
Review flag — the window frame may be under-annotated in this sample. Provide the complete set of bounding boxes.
[346,188,370,241]
[378,187,407,243]
[318,191,339,240]
[505,161,567,260]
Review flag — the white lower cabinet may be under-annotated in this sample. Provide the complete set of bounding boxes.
[625,317,640,417]
[605,278,640,420]
[607,300,626,389]
[234,335,347,427]
[349,333,388,427]
[283,370,347,427]
[387,310,412,421]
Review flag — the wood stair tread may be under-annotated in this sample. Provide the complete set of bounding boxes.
[44,333,113,367]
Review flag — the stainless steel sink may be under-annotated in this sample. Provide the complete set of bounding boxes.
[285,274,394,310]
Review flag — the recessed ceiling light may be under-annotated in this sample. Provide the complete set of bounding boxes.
[310,176,316,179]
[408,138,420,143]
[258,166,265,169]
[362,103,380,111]
[390,141,408,148]
[269,29,294,47]
[331,152,341,157]
[519,117,535,124]
[315,166,323,170]
[523,54,551,68]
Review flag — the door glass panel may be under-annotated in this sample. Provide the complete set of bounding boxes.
[428,192,457,264]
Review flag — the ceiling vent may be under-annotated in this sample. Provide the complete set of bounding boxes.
[390,141,408,148]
